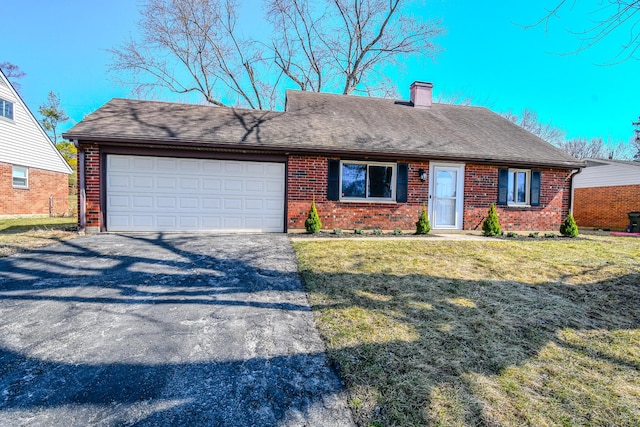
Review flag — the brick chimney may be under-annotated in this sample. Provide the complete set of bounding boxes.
[410,81,433,108]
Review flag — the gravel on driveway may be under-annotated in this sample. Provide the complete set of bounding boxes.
[0,233,354,426]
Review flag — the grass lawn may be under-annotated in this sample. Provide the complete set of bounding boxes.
[0,217,78,257]
[293,236,640,426]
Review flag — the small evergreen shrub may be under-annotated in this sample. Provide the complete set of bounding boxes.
[393,228,403,236]
[304,201,322,233]
[354,228,364,235]
[333,228,343,235]
[415,204,431,235]
[544,232,557,238]
[372,228,383,235]
[560,213,579,237]
[506,231,518,238]
[528,232,539,238]
[482,204,502,236]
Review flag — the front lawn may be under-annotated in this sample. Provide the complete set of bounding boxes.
[0,217,78,257]
[293,236,640,426]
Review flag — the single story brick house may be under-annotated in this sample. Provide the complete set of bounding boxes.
[63,82,583,233]
[572,158,640,230]
[1,69,72,217]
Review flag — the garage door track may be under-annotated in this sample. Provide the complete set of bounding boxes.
[0,234,354,426]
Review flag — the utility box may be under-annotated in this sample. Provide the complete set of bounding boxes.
[628,212,640,233]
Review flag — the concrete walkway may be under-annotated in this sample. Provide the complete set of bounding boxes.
[0,234,354,426]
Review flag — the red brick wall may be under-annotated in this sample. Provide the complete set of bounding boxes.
[0,162,69,216]
[82,145,102,230]
[289,158,572,232]
[464,165,572,231]
[573,185,640,230]
[287,155,429,230]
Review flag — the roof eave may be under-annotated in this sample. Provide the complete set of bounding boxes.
[63,134,585,170]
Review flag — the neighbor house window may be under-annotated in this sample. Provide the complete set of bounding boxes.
[12,165,28,188]
[340,161,396,200]
[498,168,541,207]
[0,98,14,120]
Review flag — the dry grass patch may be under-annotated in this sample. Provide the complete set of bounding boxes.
[0,217,78,257]
[293,236,640,426]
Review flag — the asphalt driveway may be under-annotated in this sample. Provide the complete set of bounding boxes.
[0,233,354,426]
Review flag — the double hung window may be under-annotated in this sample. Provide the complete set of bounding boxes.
[12,165,28,188]
[0,98,13,120]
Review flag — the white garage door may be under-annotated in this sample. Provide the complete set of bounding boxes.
[106,155,285,232]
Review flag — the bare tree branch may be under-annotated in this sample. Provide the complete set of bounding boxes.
[0,62,26,93]
[525,0,640,63]
[109,0,273,108]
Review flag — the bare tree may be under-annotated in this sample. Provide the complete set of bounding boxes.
[267,0,443,95]
[527,1,640,62]
[502,108,566,145]
[111,0,443,108]
[109,0,276,109]
[0,62,26,93]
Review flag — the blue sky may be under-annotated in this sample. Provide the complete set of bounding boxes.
[3,0,638,145]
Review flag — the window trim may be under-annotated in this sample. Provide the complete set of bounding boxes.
[0,97,14,121]
[507,168,531,206]
[339,160,397,202]
[12,165,29,189]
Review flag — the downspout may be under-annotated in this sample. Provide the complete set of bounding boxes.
[568,167,582,215]
[74,140,86,234]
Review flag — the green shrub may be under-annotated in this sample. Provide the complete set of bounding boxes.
[528,232,539,238]
[333,228,343,235]
[506,231,518,238]
[415,204,431,235]
[372,228,383,235]
[354,228,364,235]
[545,232,557,238]
[482,204,502,236]
[393,228,403,236]
[560,213,579,237]
[304,201,322,233]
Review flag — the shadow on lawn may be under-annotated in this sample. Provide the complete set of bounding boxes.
[0,234,352,426]
[301,268,640,426]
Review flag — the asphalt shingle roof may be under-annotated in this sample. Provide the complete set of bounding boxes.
[64,90,584,169]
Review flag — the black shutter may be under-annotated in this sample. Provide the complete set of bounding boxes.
[396,163,408,203]
[530,170,541,206]
[327,160,340,201]
[497,168,509,205]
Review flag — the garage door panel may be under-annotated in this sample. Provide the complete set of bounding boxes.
[132,176,153,190]
[107,155,284,232]
[134,157,154,170]
[133,196,153,208]
[180,178,199,190]
[245,199,263,210]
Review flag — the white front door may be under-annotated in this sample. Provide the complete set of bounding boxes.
[430,164,465,229]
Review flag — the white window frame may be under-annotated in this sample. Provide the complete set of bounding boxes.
[0,98,14,121]
[12,165,28,189]
[339,160,397,202]
[507,168,530,206]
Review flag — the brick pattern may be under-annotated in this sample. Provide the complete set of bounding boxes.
[573,185,640,230]
[77,149,572,232]
[0,162,69,216]
[82,145,102,230]
[463,165,571,231]
[288,156,429,230]
[289,159,571,232]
